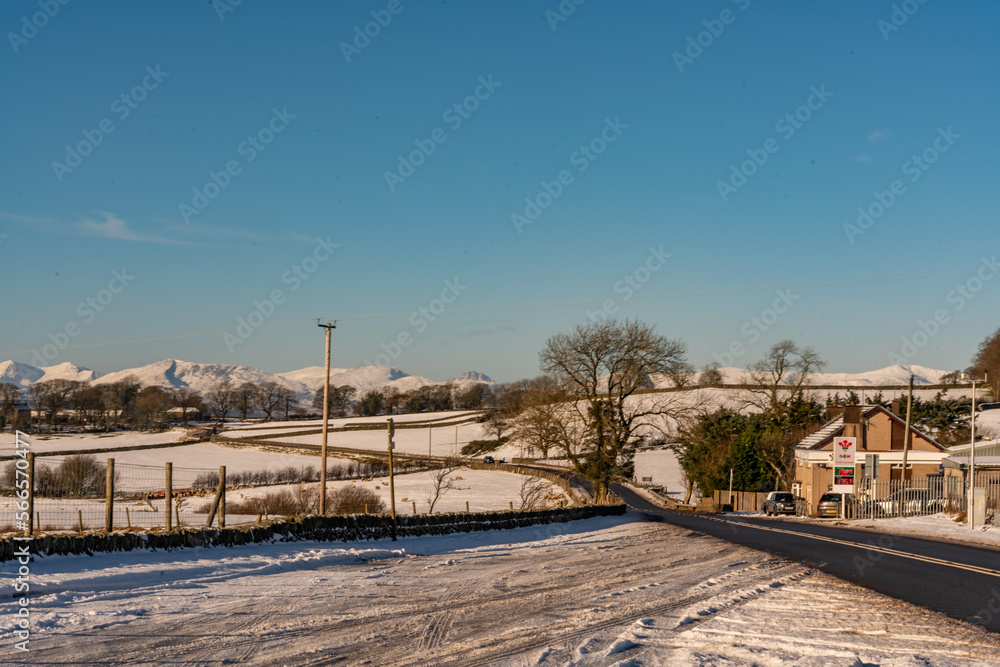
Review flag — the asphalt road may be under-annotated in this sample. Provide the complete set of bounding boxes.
[613,483,1000,633]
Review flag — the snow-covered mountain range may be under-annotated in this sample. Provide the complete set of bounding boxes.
[1,359,961,401]
[0,358,494,402]
[689,364,953,387]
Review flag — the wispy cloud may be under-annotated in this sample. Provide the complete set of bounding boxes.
[856,154,872,163]
[0,211,190,244]
[867,129,891,144]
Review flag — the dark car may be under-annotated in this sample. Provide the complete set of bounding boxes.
[817,492,844,518]
[483,456,496,464]
[763,492,796,516]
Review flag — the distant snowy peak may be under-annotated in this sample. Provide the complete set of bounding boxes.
[93,359,311,400]
[276,365,435,394]
[0,360,45,388]
[688,364,950,387]
[450,371,495,384]
[39,362,101,383]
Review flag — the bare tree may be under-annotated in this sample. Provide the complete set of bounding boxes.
[666,361,695,388]
[235,382,256,421]
[0,382,22,430]
[699,362,724,387]
[312,385,356,418]
[538,319,693,496]
[518,476,553,510]
[426,458,464,513]
[102,376,142,426]
[742,340,825,418]
[30,379,82,429]
[254,380,282,421]
[173,387,203,424]
[207,380,235,422]
[971,328,1000,398]
[940,370,964,386]
[277,387,298,420]
[136,386,172,427]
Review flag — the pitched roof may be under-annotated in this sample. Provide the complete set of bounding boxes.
[795,404,945,451]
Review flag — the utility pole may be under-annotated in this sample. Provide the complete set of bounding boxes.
[387,418,396,541]
[728,468,734,510]
[970,372,985,530]
[901,374,913,487]
[317,320,336,515]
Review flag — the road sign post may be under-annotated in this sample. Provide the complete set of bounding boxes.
[832,437,857,518]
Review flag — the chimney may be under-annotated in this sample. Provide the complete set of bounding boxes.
[891,399,901,417]
[843,405,862,424]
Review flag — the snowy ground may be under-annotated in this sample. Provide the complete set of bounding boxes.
[2,428,192,454]
[4,513,999,665]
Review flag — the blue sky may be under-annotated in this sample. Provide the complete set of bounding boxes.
[2,0,998,383]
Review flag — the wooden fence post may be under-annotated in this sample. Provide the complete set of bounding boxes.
[165,462,172,531]
[105,458,115,532]
[220,466,226,529]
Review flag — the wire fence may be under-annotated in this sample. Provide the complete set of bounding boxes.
[1,453,592,536]
[0,453,447,535]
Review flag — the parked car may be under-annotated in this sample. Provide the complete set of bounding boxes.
[817,492,845,518]
[763,492,797,516]
[760,491,780,512]
[482,456,496,464]
[863,488,945,517]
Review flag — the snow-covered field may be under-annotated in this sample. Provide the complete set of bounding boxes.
[5,513,998,665]
[2,428,192,454]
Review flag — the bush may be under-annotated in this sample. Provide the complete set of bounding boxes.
[57,454,106,497]
[204,487,319,516]
[328,486,386,515]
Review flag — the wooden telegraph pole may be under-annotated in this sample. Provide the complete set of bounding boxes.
[901,375,914,483]
[388,418,397,541]
[317,320,336,515]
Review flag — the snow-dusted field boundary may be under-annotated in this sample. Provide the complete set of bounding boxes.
[0,504,626,561]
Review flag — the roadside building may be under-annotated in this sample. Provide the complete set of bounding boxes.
[793,404,948,512]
